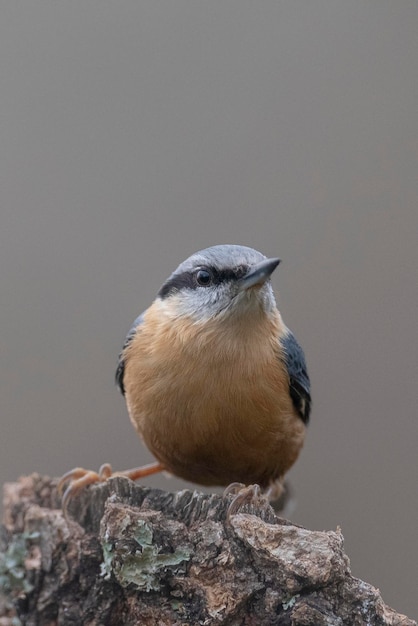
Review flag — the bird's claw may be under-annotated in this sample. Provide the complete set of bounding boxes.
[57,463,113,517]
[224,483,269,522]
[58,461,164,518]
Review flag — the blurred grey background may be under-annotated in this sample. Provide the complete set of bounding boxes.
[1,1,417,619]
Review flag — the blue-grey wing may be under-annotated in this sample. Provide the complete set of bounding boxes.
[280,329,311,425]
[115,312,145,395]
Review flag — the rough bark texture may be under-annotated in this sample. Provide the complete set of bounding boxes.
[0,474,415,626]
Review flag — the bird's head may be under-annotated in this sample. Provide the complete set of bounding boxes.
[157,244,281,323]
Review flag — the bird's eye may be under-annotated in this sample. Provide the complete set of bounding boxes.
[195,268,212,286]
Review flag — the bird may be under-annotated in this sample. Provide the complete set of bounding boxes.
[59,244,310,514]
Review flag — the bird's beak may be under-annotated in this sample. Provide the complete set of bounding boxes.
[238,257,281,291]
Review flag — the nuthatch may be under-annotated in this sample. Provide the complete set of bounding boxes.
[59,245,310,511]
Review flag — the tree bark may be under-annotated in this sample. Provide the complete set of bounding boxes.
[0,474,415,626]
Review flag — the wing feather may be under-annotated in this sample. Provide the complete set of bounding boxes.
[115,312,145,395]
[280,330,311,424]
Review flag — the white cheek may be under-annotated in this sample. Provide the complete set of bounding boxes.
[162,288,226,322]
[157,282,276,323]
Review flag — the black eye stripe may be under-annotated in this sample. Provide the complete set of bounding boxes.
[157,265,250,299]
[218,265,248,281]
[157,272,196,299]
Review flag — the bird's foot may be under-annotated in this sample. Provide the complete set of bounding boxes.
[223,482,247,497]
[58,461,164,517]
[223,483,269,521]
[264,479,284,502]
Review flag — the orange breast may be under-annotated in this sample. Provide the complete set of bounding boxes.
[122,300,305,488]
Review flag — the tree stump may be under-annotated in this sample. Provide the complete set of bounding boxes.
[0,474,415,625]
